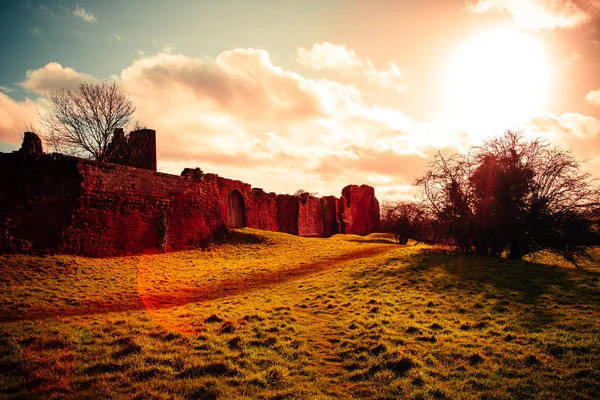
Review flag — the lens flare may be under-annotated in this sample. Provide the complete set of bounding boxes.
[444,28,553,137]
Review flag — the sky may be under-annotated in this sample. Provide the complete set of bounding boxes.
[1,0,600,200]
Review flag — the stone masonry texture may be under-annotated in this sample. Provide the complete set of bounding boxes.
[0,131,381,256]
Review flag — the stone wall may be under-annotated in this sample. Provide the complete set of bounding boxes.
[247,188,279,232]
[298,195,325,237]
[276,195,299,235]
[0,133,381,256]
[341,185,381,235]
[60,160,222,256]
[0,154,82,253]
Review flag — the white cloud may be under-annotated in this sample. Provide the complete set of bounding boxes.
[151,40,176,54]
[0,93,40,144]
[73,6,97,23]
[121,49,327,123]
[161,45,176,54]
[296,42,404,91]
[363,60,404,91]
[0,86,14,94]
[110,34,122,42]
[523,111,600,174]
[297,42,363,71]
[526,111,600,141]
[556,112,600,138]
[466,0,596,30]
[22,62,99,95]
[585,89,600,106]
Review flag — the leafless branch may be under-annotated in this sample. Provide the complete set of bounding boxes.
[39,81,135,160]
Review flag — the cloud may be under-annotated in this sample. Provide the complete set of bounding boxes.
[296,42,404,91]
[22,62,99,95]
[523,110,600,171]
[161,149,266,168]
[466,0,598,30]
[121,49,327,123]
[73,6,97,23]
[151,40,176,54]
[297,42,363,70]
[161,45,176,54]
[311,145,434,201]
[0,93,40,144]
[526,111,600,139]
[0,86,14,94]
[559,112,600,138]
[585,89,600,106]
[117,48,447,196]
[315,147,430,179]
[110,34,122,42]
[363,61,404,91]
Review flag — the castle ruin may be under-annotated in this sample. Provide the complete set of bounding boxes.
[0,130,380,257]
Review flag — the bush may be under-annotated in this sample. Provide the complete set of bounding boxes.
[416,131,600,265]
[381,201,431,244]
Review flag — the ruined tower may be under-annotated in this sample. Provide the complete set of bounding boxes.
[128,129,157,171]
[105,128,157,171]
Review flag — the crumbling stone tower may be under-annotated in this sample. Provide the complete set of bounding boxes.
[105,128,157,171]
[18,132,43,155]
[128,129,157,171]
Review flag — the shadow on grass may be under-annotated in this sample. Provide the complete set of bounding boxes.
[347,239,399,245]
[346,233,403,245]
[225,229,271,245]
[360,248,600,332]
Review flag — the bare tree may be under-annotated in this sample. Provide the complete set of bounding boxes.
[380,201,429,244]
[416,151,475,252]
[40,81,135,161]
[294,189,318,197]
[416,131,600,266]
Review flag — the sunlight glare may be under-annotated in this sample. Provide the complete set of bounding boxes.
[444,28,552,136]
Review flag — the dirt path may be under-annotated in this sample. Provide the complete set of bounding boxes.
[2,244,398,323]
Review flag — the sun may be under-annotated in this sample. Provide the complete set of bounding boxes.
[444,28,552,135]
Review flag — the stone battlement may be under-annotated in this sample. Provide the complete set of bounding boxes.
[0,131,380,257]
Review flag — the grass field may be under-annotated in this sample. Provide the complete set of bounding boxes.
[1,229,599,399]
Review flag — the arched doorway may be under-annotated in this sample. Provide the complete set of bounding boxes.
[227,190,246,228]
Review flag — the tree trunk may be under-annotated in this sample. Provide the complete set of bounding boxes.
[508,243,523,259]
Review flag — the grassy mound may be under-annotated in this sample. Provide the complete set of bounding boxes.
[1,229,599,399]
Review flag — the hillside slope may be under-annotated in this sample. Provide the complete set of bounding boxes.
[1,229,599,399]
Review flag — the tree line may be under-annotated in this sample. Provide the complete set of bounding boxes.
[382,131,600,266]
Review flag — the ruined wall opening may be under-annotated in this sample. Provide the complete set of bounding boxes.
[227,190,246,228]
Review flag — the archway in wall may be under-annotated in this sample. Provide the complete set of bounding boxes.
[227,190,246,228]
